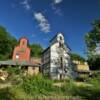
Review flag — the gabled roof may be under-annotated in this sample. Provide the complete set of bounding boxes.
[42,47,50,54]
[19,37,28,42]
[65,42,71,51]
[42,33,71,53]
[49,34,58,42]
[49,33,63,42]
[19,37,29,45]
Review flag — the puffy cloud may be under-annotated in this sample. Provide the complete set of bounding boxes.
[20,0,31,10]
[53,0,63,4]
[52,0,63,15]
[34,12,51,33]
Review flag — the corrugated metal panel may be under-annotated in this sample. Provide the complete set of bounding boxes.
[0,60,40,67]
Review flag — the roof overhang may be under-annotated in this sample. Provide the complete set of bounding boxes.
[0,60,40,67]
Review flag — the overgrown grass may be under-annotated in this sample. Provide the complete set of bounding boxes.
[0,88,11,100]
[0,73,100,100]
[21,74,100,100]
[22,74,55,95]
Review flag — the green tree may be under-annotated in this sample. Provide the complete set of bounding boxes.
[0,26,17,60]
[70,53,85,63]
[85,20,100,70]
[30,44,43,58]
[85,20,100,58]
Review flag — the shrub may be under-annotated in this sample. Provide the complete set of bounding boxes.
[22,74,54,95]
[5,66,21,75]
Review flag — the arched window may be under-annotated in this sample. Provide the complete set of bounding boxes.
[60,36,63,40]
[22,41,25,45]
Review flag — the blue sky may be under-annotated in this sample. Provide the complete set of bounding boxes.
[0,0,100,58]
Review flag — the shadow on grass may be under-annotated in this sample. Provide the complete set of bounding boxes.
[75,86,100,100]
[0,88,11,100]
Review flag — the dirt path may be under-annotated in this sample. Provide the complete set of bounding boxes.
[74,82,93,87]
[0,82,12,89]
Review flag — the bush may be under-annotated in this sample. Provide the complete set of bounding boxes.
[88,56,100,70]
[1,72,100,100]
[22,74,54,95]
[76,74,89,82]
[5,66,21,75]
[1,66,23,85]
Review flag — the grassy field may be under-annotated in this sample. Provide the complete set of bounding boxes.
[0,72,100,100]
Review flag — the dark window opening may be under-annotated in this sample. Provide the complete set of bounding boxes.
[22,41,25,45]
[60,36,63,40]
[59,42,63,47]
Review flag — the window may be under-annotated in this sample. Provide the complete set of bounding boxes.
[59,42,63,47]
[60,36,63,40]
[22,41,25,45]
[16,53,19,59]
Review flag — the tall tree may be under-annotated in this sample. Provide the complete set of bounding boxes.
[85,20,100,70]
[70,53,85,63]
[0,26,17,60]
[30,44,43,58]
[85,20,100,58]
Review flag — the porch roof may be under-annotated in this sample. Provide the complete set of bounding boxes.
[0,60,40,67]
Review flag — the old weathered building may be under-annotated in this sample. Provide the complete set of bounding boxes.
[0,37,40,76]
[12,37,30,62]
[73,60,90,78]
[42,33,74,80]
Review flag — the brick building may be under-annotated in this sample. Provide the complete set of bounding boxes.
[12,37,30,62]
[0,37,40,76]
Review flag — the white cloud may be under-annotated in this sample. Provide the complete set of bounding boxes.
[34,12,51,33]
[20,0,31,10]
[51,5,62,15]
[52,0,63,15]
[53,0,63,4]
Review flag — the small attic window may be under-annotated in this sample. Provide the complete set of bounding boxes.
[22,41,25,45]
[60,36,63,40]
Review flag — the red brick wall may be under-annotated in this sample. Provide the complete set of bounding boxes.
[12,37,30,62]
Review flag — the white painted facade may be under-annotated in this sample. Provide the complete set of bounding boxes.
[42,33,74,80]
